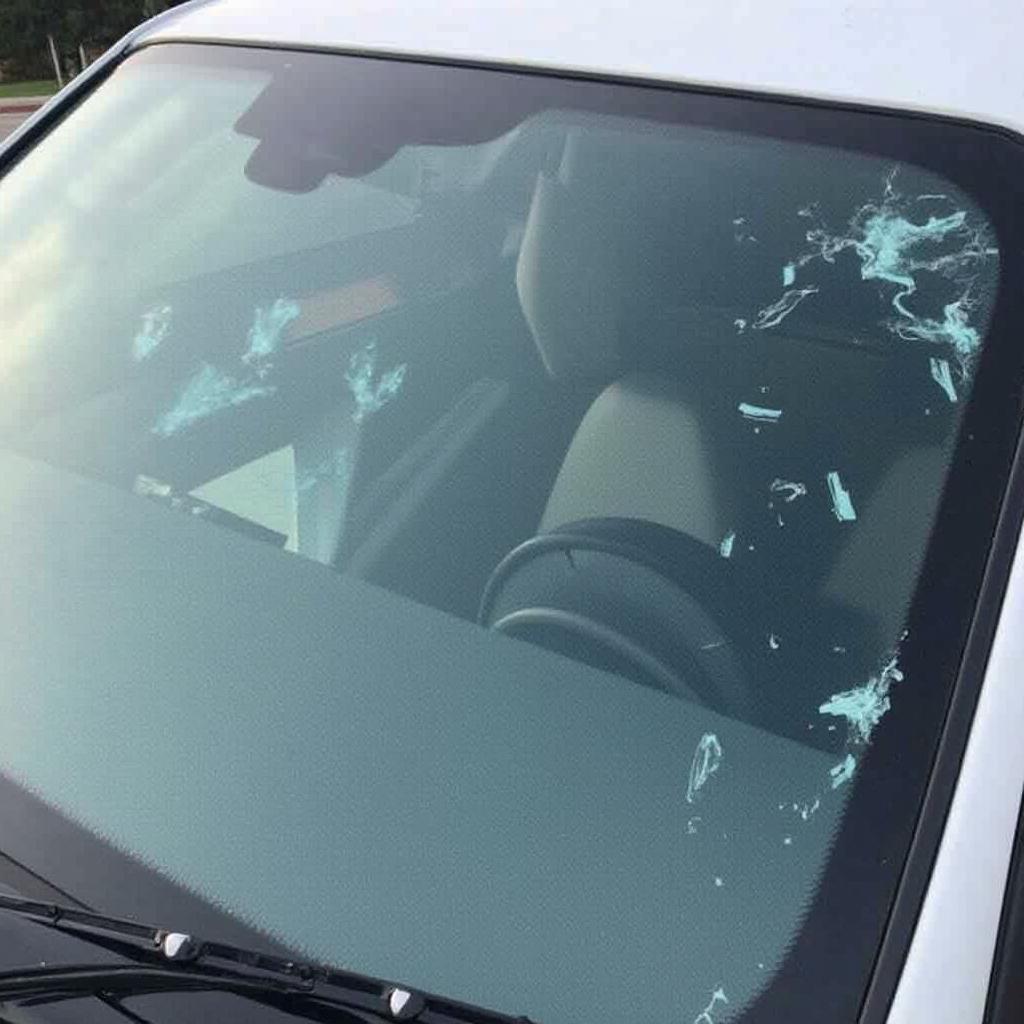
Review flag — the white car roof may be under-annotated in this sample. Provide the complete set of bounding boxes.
[141,0,1024,135]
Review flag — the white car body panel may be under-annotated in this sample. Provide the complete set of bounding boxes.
[141,0,1024,135]
[6,2,1024,1020]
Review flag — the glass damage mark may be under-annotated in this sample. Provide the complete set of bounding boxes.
[785,168,998,374]
[782,263,796,286]
[829,753,857,790]
[768,633,780,650]
[152,363,275,437]
[243,297,300,375]
[826,470,857,522]
[929,356,958,402]
[687,816,701,835]
[819,655,903,744]
[345,341,408,423]
[692,987,728,1024]
[719,531,736,558]
[738,402,782,424]
[713,876,724,888]
[751,285,818,330]
[133,304,172,361]
[686,732,723,804]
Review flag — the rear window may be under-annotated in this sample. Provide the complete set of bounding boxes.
[1,43,1023,1024]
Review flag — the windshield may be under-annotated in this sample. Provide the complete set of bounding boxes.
[0,43,1022,1024]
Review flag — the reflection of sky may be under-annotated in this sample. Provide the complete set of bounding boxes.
[0,59,418,398]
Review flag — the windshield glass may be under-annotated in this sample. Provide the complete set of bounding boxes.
[1,43,1022,1024]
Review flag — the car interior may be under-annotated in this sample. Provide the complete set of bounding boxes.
[10,108,986,750]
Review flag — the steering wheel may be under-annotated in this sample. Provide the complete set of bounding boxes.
[479,517,756,718]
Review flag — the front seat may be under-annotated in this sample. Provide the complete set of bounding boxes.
[480,150,755,714]
[481,134,949,727]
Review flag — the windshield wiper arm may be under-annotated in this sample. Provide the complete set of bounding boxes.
[0,893,535,1024]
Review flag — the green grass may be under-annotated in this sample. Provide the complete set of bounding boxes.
[0,79,58,100]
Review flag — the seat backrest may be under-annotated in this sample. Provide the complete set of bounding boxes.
[514,133,952,670]
[540,372,724,547]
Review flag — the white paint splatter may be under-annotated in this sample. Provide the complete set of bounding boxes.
[686,733,723,804]
[782,263,796,286]
[243,297,300,374]
[693,987,729,1024]
[153,364,275,437]
[133,304,172,361]
[770,478,807,503]
[768,633,780,650]
[752,285,819,330]
[345,342,407,423]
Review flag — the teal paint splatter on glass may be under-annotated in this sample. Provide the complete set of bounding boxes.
[243,297,300,375]
[133,305,172,361]
[929,355,959,402]
[752,285,818,330]
[693,987,729,1024]
[819,656,903,744]
[152,364,276,437]
[782,263,796,286]
[826,471,857,522]
[345,342,408,423]
[738,402,782,423]
[785,168,997,373]
[829,754,857,789]
[686,732,723,804]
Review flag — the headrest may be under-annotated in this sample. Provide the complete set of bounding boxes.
[515,134,626,379]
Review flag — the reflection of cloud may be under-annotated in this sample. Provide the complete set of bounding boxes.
[0,220,69,379]
[67,96,189,213]
[0,94,189,386]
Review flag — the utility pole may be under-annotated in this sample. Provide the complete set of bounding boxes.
[46,34,64,89]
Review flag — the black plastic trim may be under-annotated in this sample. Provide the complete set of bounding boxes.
[985,785,1024,1022]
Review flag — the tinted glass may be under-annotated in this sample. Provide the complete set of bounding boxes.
[1,44,1022,1024]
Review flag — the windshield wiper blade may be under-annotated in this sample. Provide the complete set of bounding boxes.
[0,893,535,1024]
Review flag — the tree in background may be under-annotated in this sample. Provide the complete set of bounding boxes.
[0,0,190,81]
